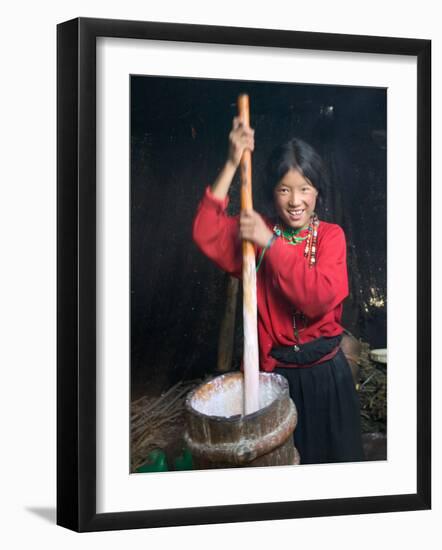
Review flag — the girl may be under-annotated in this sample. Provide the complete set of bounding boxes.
[192,117,364,465]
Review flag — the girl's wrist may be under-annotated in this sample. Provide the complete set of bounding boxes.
[255,231,277,272]
[259,228,275,248]
[211,160,237,200]
[224,158,238,172]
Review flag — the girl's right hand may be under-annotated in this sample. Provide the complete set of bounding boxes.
[227,117,255,168]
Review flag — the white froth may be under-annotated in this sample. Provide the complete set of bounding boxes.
[190,374,283,418]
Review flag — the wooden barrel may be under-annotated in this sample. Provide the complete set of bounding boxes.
[184,372,300,469]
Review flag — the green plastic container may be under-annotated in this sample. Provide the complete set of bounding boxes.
[136,449,168,473]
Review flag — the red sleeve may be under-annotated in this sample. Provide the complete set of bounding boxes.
[264,224,349,319]
[192,186,242,278]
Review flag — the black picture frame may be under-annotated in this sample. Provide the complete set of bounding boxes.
[57,17,431,532]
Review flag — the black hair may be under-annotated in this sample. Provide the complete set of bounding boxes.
[265,138,328,212]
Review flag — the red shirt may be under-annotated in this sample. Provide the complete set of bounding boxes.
[192,186,349,372]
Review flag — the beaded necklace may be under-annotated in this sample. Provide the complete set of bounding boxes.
[303,213,320,268]
[273,213,319,269]
[272,224,308,245]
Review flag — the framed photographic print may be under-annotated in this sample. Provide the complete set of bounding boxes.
[57,17,431,532]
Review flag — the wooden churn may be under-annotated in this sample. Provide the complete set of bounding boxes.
[184,372,300,468]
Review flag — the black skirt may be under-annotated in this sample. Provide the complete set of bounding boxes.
[274,349,364,465]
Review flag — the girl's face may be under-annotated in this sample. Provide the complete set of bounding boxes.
[273,168,318,229]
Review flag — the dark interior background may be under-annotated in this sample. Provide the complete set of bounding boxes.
[130,76,386,397]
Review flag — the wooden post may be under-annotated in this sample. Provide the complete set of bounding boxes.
[238,94,260,415]
[217,275,239,373]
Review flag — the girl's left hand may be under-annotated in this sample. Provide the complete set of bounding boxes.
[239,209,274,248]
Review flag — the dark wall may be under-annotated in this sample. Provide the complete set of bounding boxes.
[130,76,386,394]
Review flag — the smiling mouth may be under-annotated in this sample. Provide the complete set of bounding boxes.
[287,209,304,217]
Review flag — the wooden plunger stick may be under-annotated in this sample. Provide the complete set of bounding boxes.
[238,94,260,415]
